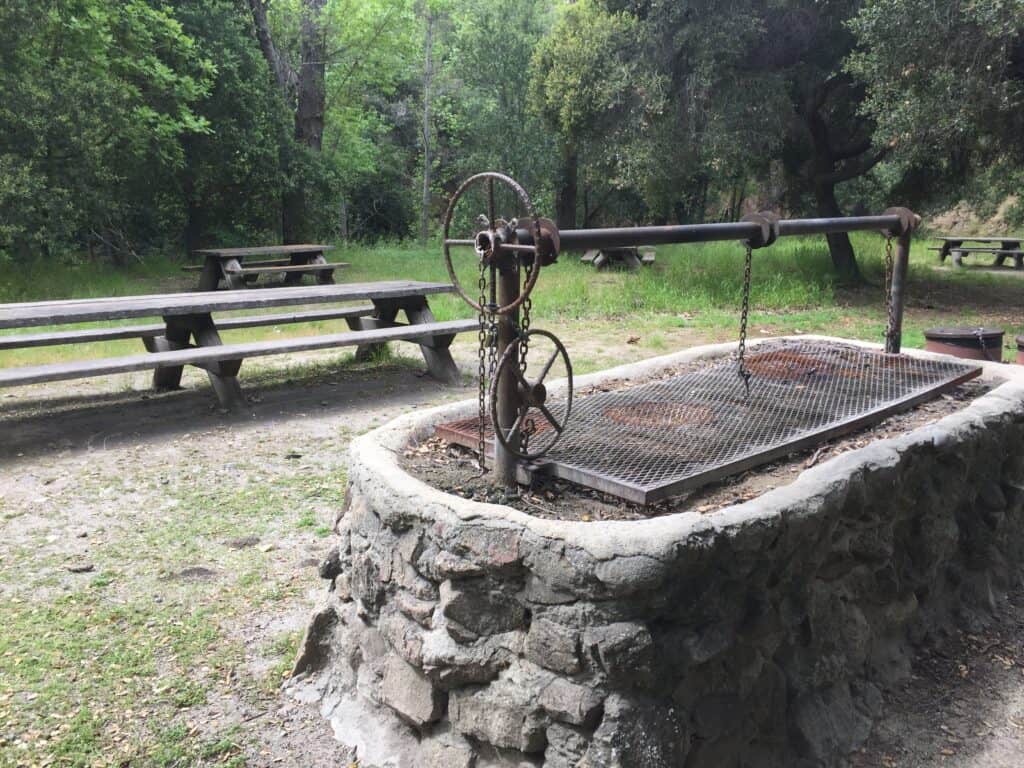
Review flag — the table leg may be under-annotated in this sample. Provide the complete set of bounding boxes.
[191,315,244,408]
[402,297,461,385]
[198,255,222,291]
[146,317,191,390]
[347,300,399,362]
[145,314,243,408]
[221,258,247,290]
[937,242,952,263]
[311,252,335,285]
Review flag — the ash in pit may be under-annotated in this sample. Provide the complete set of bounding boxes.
[401,373,992,523]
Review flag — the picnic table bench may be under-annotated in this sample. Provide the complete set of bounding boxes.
[929,236,1024,269]
[0,281,474,408]
[187,244,349,289]
[581,246,656,270]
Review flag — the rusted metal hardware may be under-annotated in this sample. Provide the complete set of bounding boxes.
[440,171,922,493]
[438,341,981,504]
[489,329,573,461]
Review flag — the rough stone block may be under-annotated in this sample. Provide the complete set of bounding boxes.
[584,622,654,683]
[539,677,604,727]
[791,683,871,762]
[396,591,436,627]
[420,729,475,768]
[379,655,446,727]
[544,722,591,768]
[440,580,528,638]
[421,625,513,688]
[524,618,580,674]
[580,693,688,768]
[449,685,548,754]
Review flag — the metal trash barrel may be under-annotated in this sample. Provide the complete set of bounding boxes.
[924,327,1004,362]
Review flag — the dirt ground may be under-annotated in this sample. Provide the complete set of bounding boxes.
[3,328,1024,767]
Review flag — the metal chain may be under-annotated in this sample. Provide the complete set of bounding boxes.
[476,260,488,472]
[883,235,895,349]
[737,243,753,398]
[519,259,534,453]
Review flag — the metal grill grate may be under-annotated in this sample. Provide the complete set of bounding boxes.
[435,341,982,504]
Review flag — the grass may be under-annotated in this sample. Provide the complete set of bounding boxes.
[0,450,348,767]
[2,232,1022,368]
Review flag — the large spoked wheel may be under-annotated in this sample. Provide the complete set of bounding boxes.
[489,329,573,461]
[442,172,543,315]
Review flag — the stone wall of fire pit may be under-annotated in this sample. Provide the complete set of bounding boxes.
[289,338,1024,768]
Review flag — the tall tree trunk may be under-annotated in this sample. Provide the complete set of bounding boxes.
[555,142,578,230]
[419,11,434,245]
[814,180,859,280]
[249,0,326,244]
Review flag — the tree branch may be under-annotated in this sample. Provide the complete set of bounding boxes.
[830,135,872,162]
[819,142,893,186]
[248,0,298,97]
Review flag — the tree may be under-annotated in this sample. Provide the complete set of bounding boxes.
[0,0,212,261]
[248,0,328,243]
[847,0,1024,204]
[601,0,898,278]
[529,0,652,229]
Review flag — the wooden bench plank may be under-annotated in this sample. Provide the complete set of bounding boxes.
[226,262,349,276]
[194,244,334,258]
[183,258,293,272]
[950,248,1024,254]
[0,305,377,351]
[0,319,477,388]
[0,281,456,330]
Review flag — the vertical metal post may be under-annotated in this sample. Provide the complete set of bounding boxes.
[886,231,911,354]
[494,262,520,489]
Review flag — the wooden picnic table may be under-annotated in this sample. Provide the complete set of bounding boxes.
[930,236,1024,269]
[190,244,349,290]
[0,281,475,408]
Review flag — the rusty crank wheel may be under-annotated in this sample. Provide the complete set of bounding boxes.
[489,329,573,461]
[442,172,544,315]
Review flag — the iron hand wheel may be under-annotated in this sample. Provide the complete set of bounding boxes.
[442,172,544,315]
[489,329,573,460]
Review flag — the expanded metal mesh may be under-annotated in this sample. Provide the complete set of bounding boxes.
[435,340,981,504]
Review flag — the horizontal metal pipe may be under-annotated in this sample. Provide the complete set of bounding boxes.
[516,214,903,252]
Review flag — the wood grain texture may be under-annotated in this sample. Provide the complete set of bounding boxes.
[0,319,477,387]
[0,305,377,350]
[193,244,334,257]
[0,282,455,329]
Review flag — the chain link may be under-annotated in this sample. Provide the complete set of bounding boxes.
[518,259,534,453]
[737,243,753,398]
[883,235,895,349]
[476,260,488,471]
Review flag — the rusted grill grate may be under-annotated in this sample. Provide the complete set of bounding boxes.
[435,341,981,504]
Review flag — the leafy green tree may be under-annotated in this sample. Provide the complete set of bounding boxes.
[847,0,1024,211]
[0,0,212,261]
[529,0,654,228]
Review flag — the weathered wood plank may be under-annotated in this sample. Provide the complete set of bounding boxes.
[0,282,455,330]
[183,258,292,272]
[0,305,377,350]
[194,244,334,258]
[933,236,1022,243]
[227,262,349,276]
[0,319,477,388]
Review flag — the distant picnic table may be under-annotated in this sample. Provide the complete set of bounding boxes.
[930,236,1024,269]
[188,244,349,290]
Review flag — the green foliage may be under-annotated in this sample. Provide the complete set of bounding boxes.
[3,0,1024,264]
[0,0,213,259]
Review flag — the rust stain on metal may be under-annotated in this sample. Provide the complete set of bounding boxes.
[603,401,716,428]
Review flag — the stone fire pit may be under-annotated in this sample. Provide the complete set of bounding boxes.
[289,337,1024,768]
